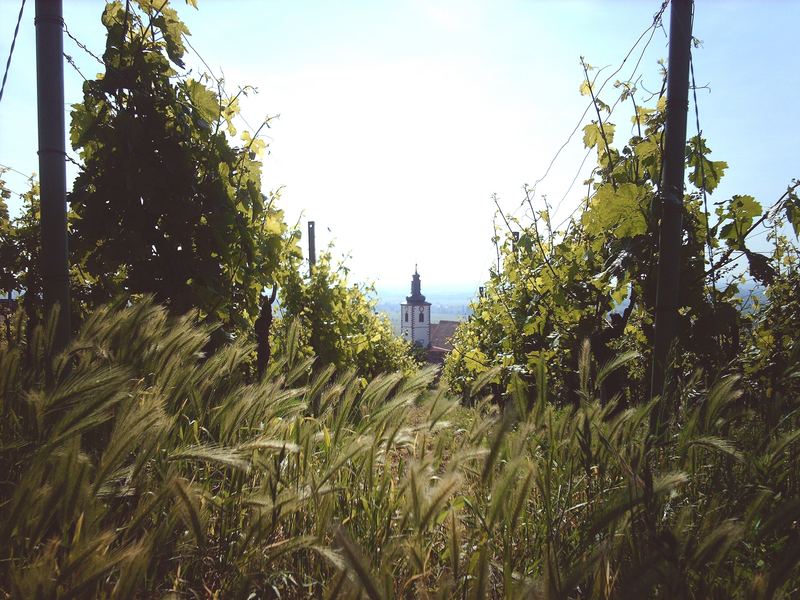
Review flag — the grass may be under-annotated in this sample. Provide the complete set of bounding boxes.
[1,300,798,598]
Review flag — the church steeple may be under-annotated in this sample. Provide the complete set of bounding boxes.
[406,265,426,303]
[400,266,432,348]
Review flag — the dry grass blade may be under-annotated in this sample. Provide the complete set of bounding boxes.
[238,438,301,453]
[333,526,385,600]
[588,471,688,537]
[702,375,742,432]
[595,350,638,390]
[469,365,503,400]
[691,519,743,568]
[419,473,462,530]
[168,476,206,546]
[686,436,743,463]
[169,444,251,472]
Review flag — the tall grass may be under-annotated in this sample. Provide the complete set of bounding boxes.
[1,301,798,598]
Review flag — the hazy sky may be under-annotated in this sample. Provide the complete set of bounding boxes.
[1,0,797,293]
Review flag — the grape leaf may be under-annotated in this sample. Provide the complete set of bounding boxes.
[583,122,615,151]
[687,136,727,193]
[186,79,220,123]
[785,190,800,237]
[584,183,648,239]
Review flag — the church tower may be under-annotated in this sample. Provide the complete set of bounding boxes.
[400,266,431,347]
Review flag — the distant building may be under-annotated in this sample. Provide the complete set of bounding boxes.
[399,267,459,363]
[427,319,459,364]
[400,266,431,347]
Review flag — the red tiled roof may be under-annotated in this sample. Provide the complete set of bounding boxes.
[429,320,459,352]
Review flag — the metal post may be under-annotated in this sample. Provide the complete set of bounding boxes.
[308,221,316,268]
[650,0,693,421]
[35,0,70,352]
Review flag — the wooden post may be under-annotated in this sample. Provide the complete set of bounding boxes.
[35,0,70,352]
[308,220,316,269]
[650,0,693,429]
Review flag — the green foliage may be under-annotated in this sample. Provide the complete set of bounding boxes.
[785,186,800,237]
[277,252,418,379]
[740,248,800,427]
[584,182,648,238]
[716,194,762,247]
[445,71,797,408]
[68,0,295,333]
[0,170,14,295]
[0,178,44,318]
[687,135,728,193]
[0,173,8,225]
[1,300,798,598]
[6,0,409,380]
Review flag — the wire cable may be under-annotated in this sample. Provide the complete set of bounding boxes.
[476,2,675,379]
[524,0,670,209]
[182,33,260,135]
[497,1,673,281]
[690,54,715,286]
[0,0,27,105]
[63,20,104,65]
[0,162,34,180]
[551,6,670,234]
[511,0,669,235]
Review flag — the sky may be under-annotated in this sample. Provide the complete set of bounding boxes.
[0,0,798,295]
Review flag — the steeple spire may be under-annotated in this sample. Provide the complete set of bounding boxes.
[406,266,426,303]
